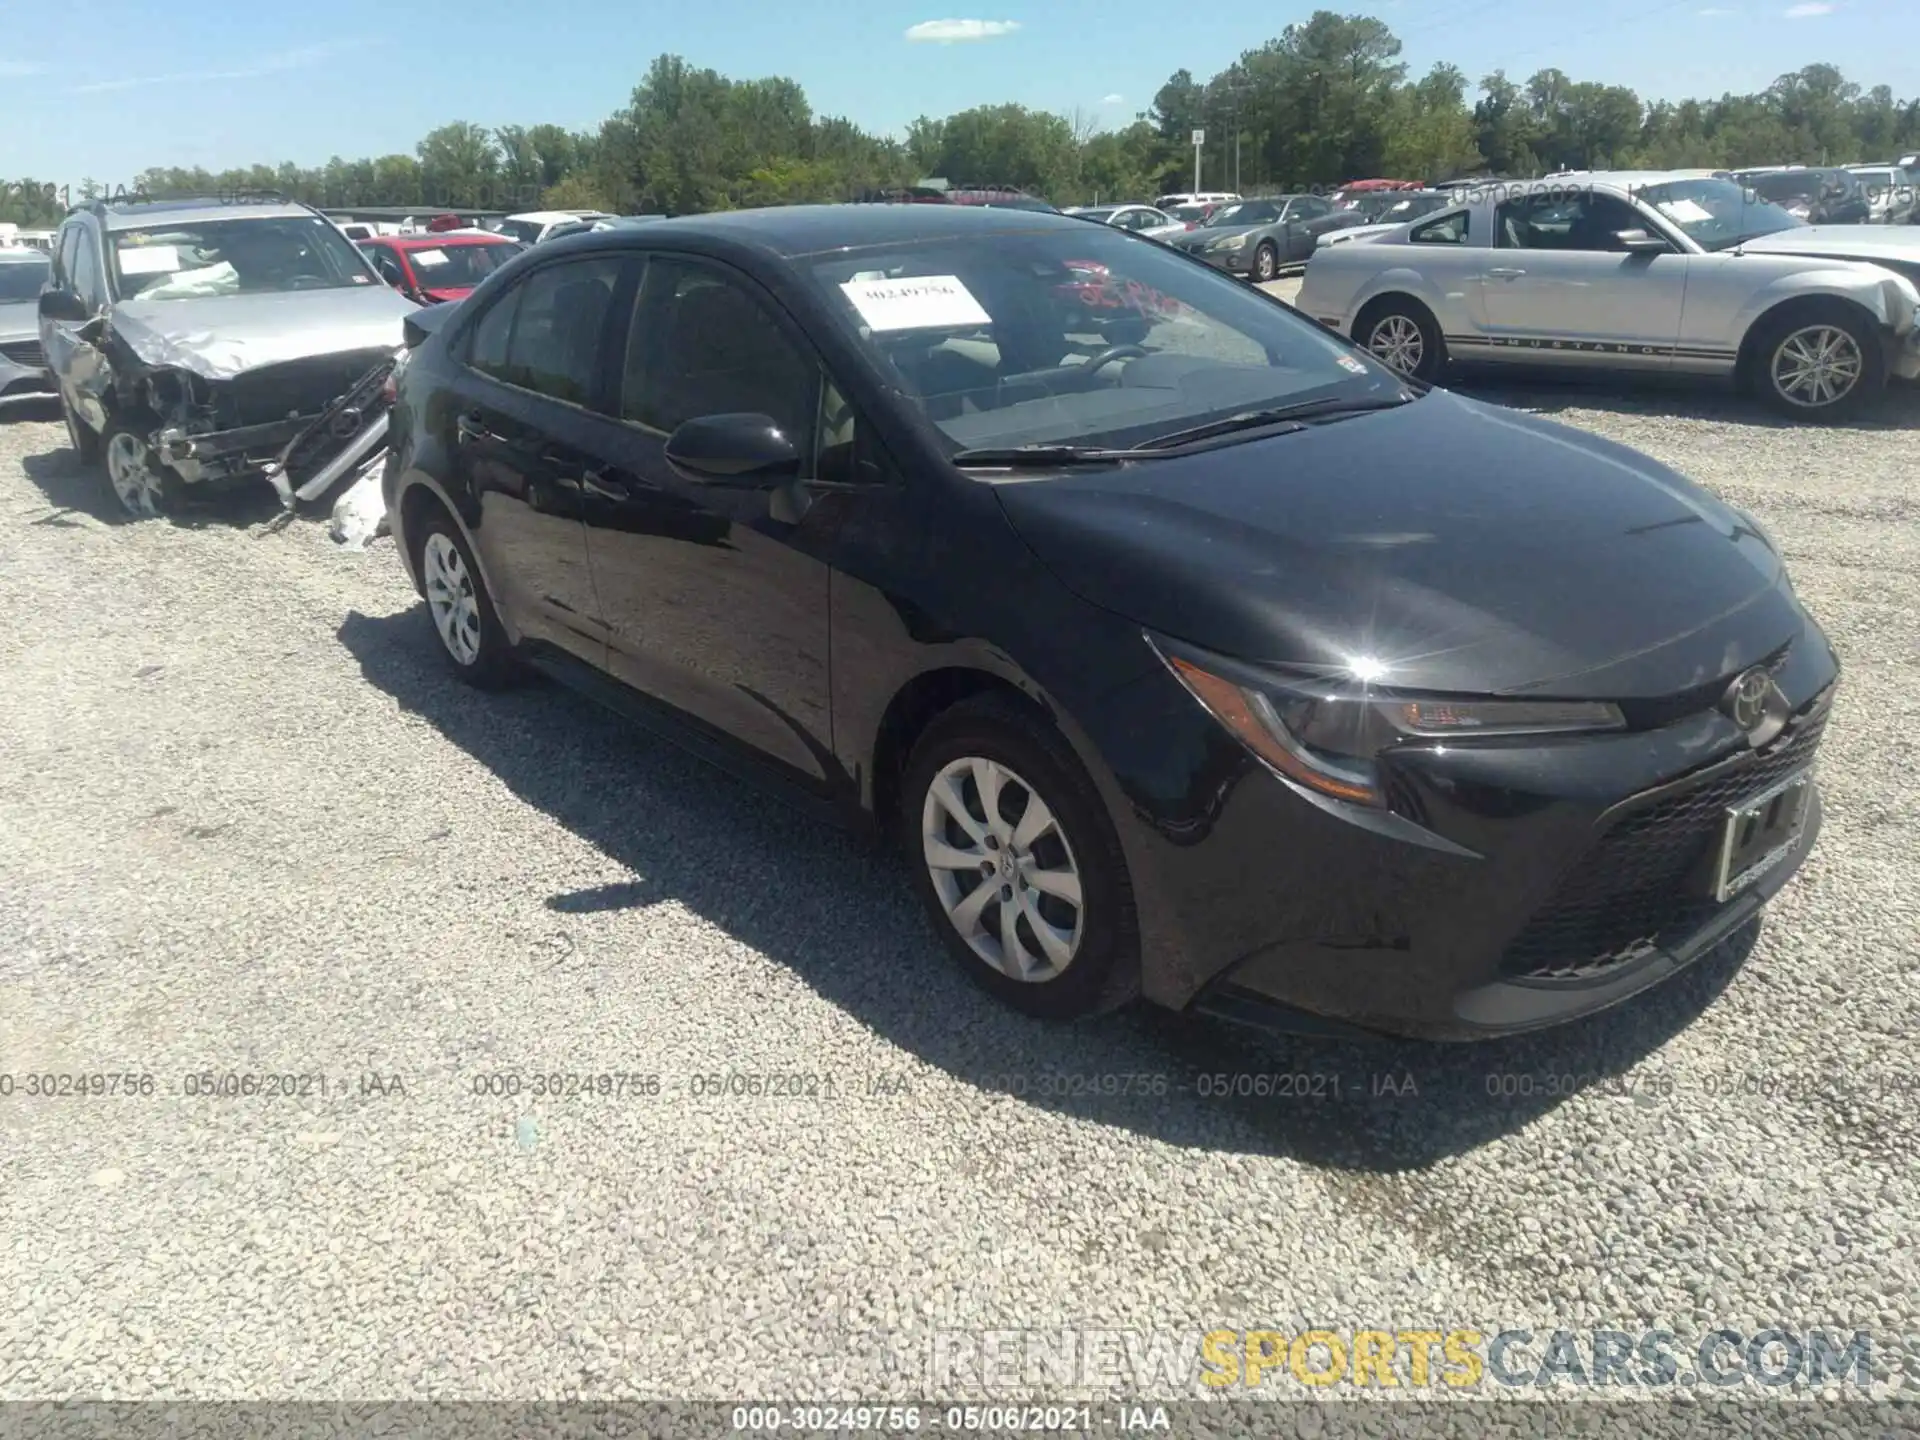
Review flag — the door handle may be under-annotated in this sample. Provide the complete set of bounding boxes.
[579,468,628,501]
[455,411,491,443]
[1486,267,1527,280]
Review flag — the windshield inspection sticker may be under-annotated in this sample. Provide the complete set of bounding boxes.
[1337,355,1370,374]
[841,274,991,332]
[411,248,450,267]
[117,244,180,275]
[1656,198,1714,224]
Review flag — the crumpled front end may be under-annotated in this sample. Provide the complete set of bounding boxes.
[139,346,400,485]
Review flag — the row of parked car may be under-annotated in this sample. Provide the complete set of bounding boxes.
[0,182,1853,1046]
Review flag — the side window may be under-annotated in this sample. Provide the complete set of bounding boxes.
[497,256,624,406]
[71,233,102,306]
[1298,197,1330,218]
[366,247,408,288]
[620,259,819,452]
[56,224,81,285]
[1496,194,1652,252]
[466,286,521,380]
[1410,211,1469,245]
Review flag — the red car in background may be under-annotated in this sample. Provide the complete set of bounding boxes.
[356,231,526,304]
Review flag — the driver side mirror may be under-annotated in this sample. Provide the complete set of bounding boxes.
[665,413,801,487]
[39,286,89,322]
[1615,229,1669,255]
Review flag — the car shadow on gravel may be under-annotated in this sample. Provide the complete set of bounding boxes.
[1452,369,1920,430]
[340,606,1761,1173]
[17,432,286,530]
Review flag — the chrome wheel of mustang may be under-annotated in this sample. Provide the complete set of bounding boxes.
[921,756,1085,983]
[1367,314,1426,375]
[1769,324,1864,409]
[422,532,482,666]
[104,429,168,518]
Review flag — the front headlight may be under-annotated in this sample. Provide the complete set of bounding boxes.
[1152,639,1626,808]
[1211,233,1250,251]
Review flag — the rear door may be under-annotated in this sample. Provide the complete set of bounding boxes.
[438,252,633,665]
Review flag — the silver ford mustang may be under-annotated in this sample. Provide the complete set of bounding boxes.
[1296,170,1920,420]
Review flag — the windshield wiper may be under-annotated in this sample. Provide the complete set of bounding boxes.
[1140,394,1414,450]
[949,443,1159,467]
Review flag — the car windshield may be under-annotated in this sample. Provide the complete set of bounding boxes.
[1205,200,1281,227]
[1380,194,1450,223]
[1630,177,1807,252]
[0,255,50,302]
[810,226,1406,455]
[1744,171,1849,204]
[496,218,548,244]
[1075,208,1118,223]
[1168,204,1211,223]
[404,241,522,289]
[107,216,378,300]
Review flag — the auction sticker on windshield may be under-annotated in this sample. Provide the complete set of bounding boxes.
[1656,198,1714,224]
[841,275,991,332]
[118,245,181,275]
[411,249,450,267]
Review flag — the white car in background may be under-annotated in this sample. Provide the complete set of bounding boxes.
[1063,203,1183,241]
[1153,190,1240,212]
[1847,165,1918,225]
[1297,170,1920,420]
[494,209,616,245]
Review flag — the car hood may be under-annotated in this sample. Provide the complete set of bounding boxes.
[0,300,37,344]
[107,284,418,381]
[1738,225,1920,265]
[1175,225,1258,247]
[991,389,1800,699]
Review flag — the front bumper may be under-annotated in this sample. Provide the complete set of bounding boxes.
[1085,626,1839,1042]
[1181,245,1252,275]
[0,340,54,401]
[155,416,312,484]
[1888,324,1920,382]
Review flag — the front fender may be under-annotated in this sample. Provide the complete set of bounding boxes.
[388,468,506,620]
[1730,265,1919,342]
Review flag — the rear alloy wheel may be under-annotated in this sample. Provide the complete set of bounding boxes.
[1252,241,1280,282]
[102,423,175,519]
[416,510,517,688]
[1756,310,1883,421]
[902,694,1138,1019]
[1358,299,1444,382]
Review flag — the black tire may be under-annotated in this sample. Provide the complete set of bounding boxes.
[61,390,100,466]
[100,418,181,519]
[1252,241,1280,282]
[1748,304,1885,423]
[412,503,519,688]
[1353,296,1446,382]
[900,693,1140,1020]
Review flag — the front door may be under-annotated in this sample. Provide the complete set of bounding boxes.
[577,254,836,786]
[1475,191,1688,368]
[438,252,631,665]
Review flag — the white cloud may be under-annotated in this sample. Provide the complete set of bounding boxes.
[71,40,365,94]
[903,18,1021,42]
[1697,6,1736,14]
[1783,1,1832,14]
[1101,93,1124,104]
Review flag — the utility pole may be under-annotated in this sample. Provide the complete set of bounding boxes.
[1192,128,1205,192]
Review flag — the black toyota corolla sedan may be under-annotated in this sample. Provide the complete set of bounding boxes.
[381,203,1836,1041]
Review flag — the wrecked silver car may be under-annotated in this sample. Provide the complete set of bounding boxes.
[38,196,418,517]
[0,246,55,403]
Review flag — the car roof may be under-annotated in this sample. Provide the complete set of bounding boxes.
[506,210,610,224]
[381,231,515,248]
[556,202,1109,259]
[0,246,49,261]
[1530,170,1726,189]
[95,197,315,229]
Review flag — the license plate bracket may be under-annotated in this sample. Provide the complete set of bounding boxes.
[1711,768,1813,903]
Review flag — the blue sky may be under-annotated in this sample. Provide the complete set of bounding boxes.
[3,0,1915,183]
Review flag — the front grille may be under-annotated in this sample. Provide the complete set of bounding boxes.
[1499,692,1831,982]
[0,339,45,368]
[213,349,395,429]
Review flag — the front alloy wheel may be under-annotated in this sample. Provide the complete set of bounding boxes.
[1252,242,1279,282]
[1367,313,1427,376]
[1769,325,1863,410]
[922,756,1084,983]
[103,426,171,518]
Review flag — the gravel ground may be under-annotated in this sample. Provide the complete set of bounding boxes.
[1,356,1917,1423]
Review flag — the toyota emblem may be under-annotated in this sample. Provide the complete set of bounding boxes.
[1722,666,1775,733]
